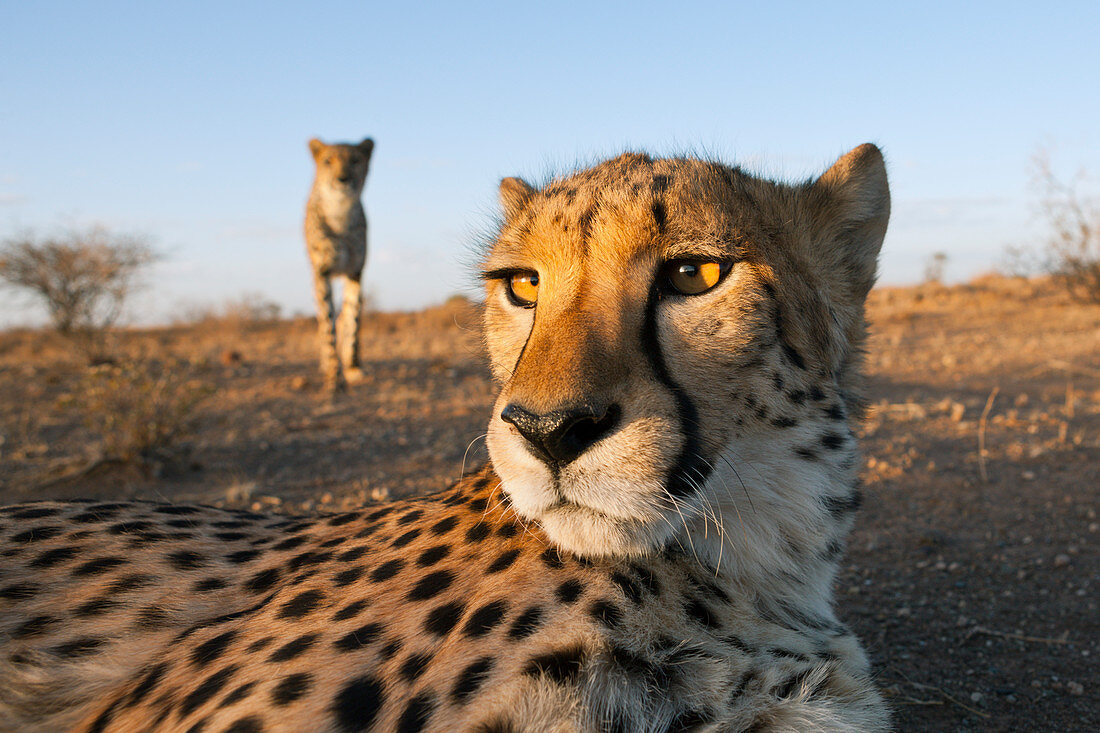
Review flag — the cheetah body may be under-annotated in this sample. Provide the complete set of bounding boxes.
[304,137,374,391]
[2,144,892,731]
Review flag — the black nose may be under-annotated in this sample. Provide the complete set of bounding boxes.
[338,175,351,183]
[500,402,621,466]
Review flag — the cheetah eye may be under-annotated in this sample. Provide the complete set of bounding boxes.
[505,271,539,308]
[663,260,729,295]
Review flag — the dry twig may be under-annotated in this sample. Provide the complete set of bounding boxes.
[969,626,1072,645]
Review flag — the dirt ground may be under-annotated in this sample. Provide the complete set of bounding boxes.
[0,276,1096,731]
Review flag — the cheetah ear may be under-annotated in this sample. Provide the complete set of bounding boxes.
[358,138,375,159]
[309,138,326,160]
[811,143,890,300]
[499,177,535,220]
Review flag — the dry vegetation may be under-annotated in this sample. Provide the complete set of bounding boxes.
[0,277,1096,731]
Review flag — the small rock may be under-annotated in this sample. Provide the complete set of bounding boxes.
[1053,554,1071,568]
[950,402,966,422]
[896,607,911,617]
[290,375,309,391]
[970,692,983,703]
[1067,681,1083,696]
[1021,470,1036,480]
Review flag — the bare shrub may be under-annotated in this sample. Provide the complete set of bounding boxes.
[0,226,159,362]
[62,358,212,471]
[177,293,283,329]
[1029,150,1100,303]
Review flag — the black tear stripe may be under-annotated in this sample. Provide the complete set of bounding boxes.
[641,287,712,499]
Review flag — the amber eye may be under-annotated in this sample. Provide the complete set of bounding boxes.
[506,272,539,307]
[665,260,726,295]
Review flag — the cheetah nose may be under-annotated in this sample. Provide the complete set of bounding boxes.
[500,402,621,466]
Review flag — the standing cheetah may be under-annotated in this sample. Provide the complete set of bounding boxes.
[305,137,374,392]
[0,144,892,731]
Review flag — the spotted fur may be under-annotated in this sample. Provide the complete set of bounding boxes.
[1,144,891,731]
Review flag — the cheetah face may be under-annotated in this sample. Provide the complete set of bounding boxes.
[483,146,889,560]
[309,137,373,192]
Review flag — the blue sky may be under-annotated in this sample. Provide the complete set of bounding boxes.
[2,1,1098,324]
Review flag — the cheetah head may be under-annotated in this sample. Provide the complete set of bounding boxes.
[309,137,373,192]
[482,145,889,566]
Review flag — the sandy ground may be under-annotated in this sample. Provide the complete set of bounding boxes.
[0,276,1097,731]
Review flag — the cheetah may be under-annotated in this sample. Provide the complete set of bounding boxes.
[0,143,892,732]
[305,137,374,392]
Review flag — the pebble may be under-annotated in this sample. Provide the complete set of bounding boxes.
[1053,554,1071,567]
[970,692,983,703]
[1066,681,1084,696]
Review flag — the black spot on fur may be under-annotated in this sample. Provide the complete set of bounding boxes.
[330,673,387,730]
[781,341,807,371]
[72,556,127,576]
[194,577,227,592]
[396,691,435,733]
[424,601,465,636]
[786,389,807,404]
[629,563,661,597]
[524,645,586,685]
[795,447,819,461]
[771,416,797,428]
[271,536,307,552]
[29,546,80,568]
[540,548,564,569]
[652,201,667,231]
[218,681,255,709]
[417,545,450,567]
[555,578,583,604]
[589,599,623,628]
[467,497,488,513]
[407,570,454,601]
[272,672,312,706]
[820,433,846,450]
[397,509,423,525]
[486,548,520,574]
[154,505,201,515]
[192,630,238,667]
[333,599,369,621]
[333,566,365,586]
[246,637,274,654]
[430,516,458,535]
[366,506,394,522]
[168,550,207,570]
[822,490,863,517]
[53,637,105,658]
[12,525,63,543]
[180,663,239,716]
[496,523,519,538]
[465,522,491,542]
[287,550,333,571]
[610,571,642,604]
[379,639,403,660]
[463,600,507,637]
[328,512,360,527]
[74,596,121,617]
[392,528,421,548]
[371,558,404,582]
[507,606,544,640]
[223,716,263,733]
[334,623,383,652]
[12,614,57,638]
[452,657,494,703]
[277,589,325,619]
[809,385,826,401]
[129,662,168,706]
[666,708,711,732]
[268,633,318,663]
[823,402,846,420]
[319,537,347,549]
[0,582,36,600]
[244,568,280,593]
[773,668,816,699]
[337,546,368,562]
[399,653,432,682]
[685,599,721,629]
[226,549,261,564]
[214,532,248,541]
[136,606,172,629]
[11,506,59,519]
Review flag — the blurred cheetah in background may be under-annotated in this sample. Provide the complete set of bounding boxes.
[305,137,374,392]
[1,143,891,731]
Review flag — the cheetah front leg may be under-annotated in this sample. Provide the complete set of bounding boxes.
[338,273,365,383]
[311,269,345,392]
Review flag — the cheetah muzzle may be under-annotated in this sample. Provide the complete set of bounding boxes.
[1,144,891,732]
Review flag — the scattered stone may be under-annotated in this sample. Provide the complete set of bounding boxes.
[1066,681,1083,696]
[1053,554,1071,568]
